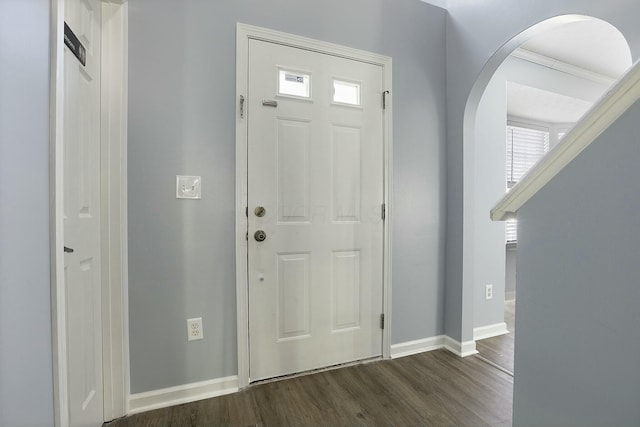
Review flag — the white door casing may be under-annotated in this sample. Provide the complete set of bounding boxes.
[237,26,393,384]
[60,0,104,425]
[100,1,129,420]
[52,1,128,424]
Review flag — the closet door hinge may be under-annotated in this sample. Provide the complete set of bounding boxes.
[380,313,385,329]
[381,203,386,221]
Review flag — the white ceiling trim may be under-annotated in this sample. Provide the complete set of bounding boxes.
[511,48,616,86]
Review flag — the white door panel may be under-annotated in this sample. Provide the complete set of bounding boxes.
[248,40,384,381]
[63,0,103,425]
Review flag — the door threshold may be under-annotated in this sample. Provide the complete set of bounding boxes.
[249,356,382,386]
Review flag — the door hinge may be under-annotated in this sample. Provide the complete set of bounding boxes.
[239,95,245,118]
[245,206,248,217]
[380,313,385,329]
[382,90,390,109]
[381,203,386,221]
[245,232,248,241]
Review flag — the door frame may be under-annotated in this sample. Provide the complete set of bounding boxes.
[50,1,129,425]
[235,23,393,388]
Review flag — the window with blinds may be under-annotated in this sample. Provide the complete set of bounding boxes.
[505,124,550,242]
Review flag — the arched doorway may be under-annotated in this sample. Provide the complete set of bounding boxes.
[462,15,632,372]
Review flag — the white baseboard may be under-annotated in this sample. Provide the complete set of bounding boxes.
[473,322,509,341]
[390,335,478,359]
[128,375,238,415]
[443,336,478,357]
[390,336,446,359]
[127,336,479,415]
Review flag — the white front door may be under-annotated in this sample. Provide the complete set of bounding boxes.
[247,40,385,381]
[63,0,103,425]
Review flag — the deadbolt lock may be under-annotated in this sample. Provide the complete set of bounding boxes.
[254,206,266,217]
[254,230,267,242]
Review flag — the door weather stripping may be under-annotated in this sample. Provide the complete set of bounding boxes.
[380,313,385,329]
[382,90,390,109]
[381,203,386,220]
[239,95,245,118]
[262,100,278,107]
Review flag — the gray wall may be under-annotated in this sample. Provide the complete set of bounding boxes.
[0,1,55,426]
[128,0,447,393]
[445,0,640,342]
[505,246,516,300]
[471,55,610,330]
[513,99,640,427]
[472,65,507,329]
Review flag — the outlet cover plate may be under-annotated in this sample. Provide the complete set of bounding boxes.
[176,175,202,199]
[485,284,493,300]
[187,317,203,341]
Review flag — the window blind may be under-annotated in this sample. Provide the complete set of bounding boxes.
[505,125,550,242]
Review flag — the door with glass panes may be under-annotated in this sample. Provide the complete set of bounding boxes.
[247,39,385,381]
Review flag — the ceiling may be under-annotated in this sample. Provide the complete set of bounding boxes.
[519,20,632,79]
[507,81,593,124]
[507,19,632,124]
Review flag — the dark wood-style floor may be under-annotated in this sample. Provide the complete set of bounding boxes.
[107,350,513,427]
[476,300,516,374]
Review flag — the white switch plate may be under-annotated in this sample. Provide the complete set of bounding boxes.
[176,175,201,199]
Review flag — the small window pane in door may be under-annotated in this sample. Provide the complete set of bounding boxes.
[333,79,360,106]
[278,69,311,98]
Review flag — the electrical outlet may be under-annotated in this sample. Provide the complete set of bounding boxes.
[485,284,493,300]
[187,317,203,341]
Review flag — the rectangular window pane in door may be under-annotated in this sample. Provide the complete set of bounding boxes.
[333,79,360,106]
[279,69,311,98]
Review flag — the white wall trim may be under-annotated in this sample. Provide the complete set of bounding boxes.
[390,335,479,359]
[444,336,478,357]
[492,60,640,221]
[128,376,239,415]
[50,1,69,425]
[511,47,617,86]
[390,336,446,359]
[100,1,129,421]
[234,23,251,391]
[473,322,508,341]
[235,23,393,387]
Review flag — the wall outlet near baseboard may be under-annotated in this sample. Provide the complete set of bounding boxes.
[485,284,493,300]
[187,317,203,341]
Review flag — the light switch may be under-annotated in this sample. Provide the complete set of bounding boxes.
[176,175,202,199]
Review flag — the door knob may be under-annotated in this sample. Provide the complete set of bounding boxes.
[254,230,267,242]
[254,206,266,217]
[64,246,74,253]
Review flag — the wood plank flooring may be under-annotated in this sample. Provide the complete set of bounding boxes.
[106,350,513,427]
[476,300,516,374]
